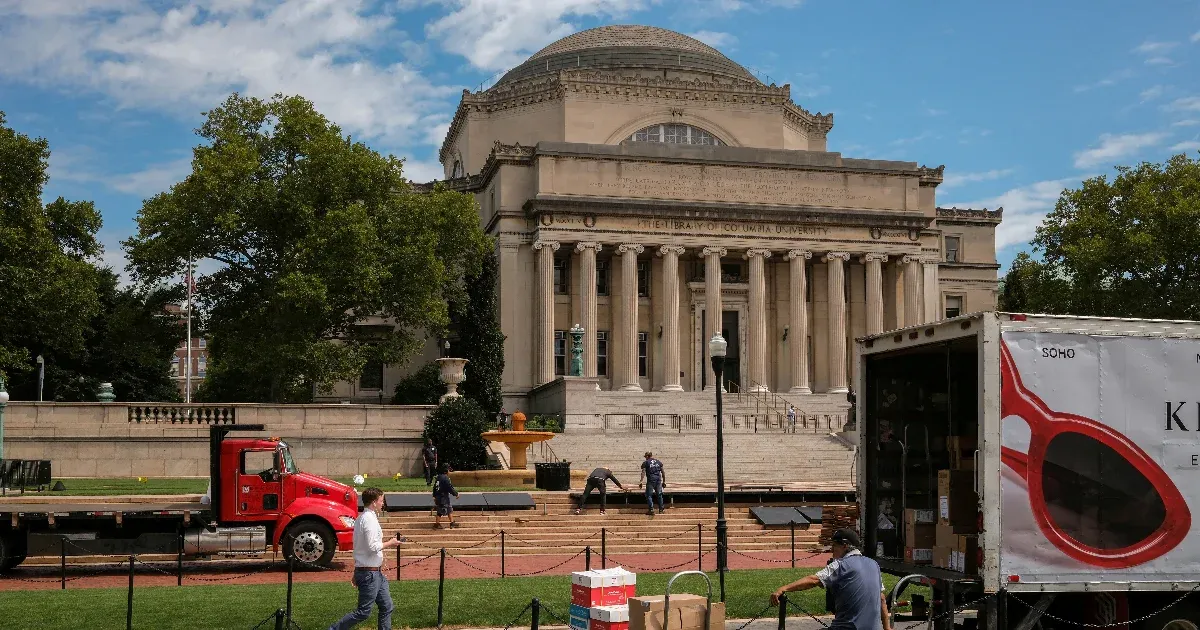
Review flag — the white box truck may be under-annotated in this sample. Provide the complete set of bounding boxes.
[855,312,1200,630]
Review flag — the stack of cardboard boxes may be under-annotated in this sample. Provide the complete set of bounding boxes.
[933,436,979,574]
[570,567,724,630]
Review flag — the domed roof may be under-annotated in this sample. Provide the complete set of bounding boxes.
[492,25,758,88]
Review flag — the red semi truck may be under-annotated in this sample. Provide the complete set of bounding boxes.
[0,424,358,570]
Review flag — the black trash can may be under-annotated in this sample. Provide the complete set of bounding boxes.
[534,462,572,491]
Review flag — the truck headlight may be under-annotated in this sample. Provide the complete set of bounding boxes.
[339,516,356,529]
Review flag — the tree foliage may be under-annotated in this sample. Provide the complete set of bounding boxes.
[0,111,102,385]
[1000,153,1200,320]
[392,361,443,405]
[455,249,506,415]
[422,396,489,472]
[125,94,489,402]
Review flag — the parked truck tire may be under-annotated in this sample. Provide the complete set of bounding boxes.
[0,532,28,571]
[1140,603,1200,630]
[282,521,336,567]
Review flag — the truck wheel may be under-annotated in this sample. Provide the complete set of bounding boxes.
[283,522,336,567]
[0,533,28,572]
[1141,603,1200,630]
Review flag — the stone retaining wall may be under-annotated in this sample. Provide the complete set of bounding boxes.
[2,402,432,478]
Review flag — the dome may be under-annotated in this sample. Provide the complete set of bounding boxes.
[492,25,758,88]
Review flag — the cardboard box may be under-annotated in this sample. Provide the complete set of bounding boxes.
[955,535,979,574]
[908,523,936,548]
[572,570,633,607]
[936,470,977,528]
[904,546,932,565]
[932,546,953,570]
[903,508,935,531]
[591,605,630,630]
[629,595,725,630]
[570,614,591,630]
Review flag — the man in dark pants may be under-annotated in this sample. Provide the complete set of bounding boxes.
[432,465,460,529]
[573,467,625,515]
[638,452,667,516]
[422,439,437,486]
[770,529,892,630]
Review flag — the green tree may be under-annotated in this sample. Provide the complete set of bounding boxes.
[422,396,489,471]
[0,111,103,391]
[392,361,443,405]
[125,94,489,402]
[455,249,506,415]
[1002,153,1200,320]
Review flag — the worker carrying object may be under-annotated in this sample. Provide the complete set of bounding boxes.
[573,467,625,515]
[770,529,892,630]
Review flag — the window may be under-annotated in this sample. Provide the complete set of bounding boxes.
[554,330,567,376]
[597,331,609,376]
[170,356,179,376]
[637,260,651,297]
[945,295,964,319]
[597,260,610,296]
[637,332,649,378]
[242,450,275,476]
[721,262,744,283]
[198,338,207,349]
[451,160,465,178]
[945,236,961,263]
[554,257,569,295]
[629,123,722,146]
[197,356,207,377]
[358,357,383,390]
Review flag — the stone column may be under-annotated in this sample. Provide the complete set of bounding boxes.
[824,252,851,394]
[923,257,940,323]
[702,246,727,391]
[786,250,812,394]
[533,240,560,385]
[575,242,603,377]
[745,249,772,392]
[618,243,645,392]
[862,253,887,335]
[658,245,686,392]
[902,255,923,327]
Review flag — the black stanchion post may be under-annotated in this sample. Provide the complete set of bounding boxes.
[274,608,286,630]
[437,548,446,629]
[697,525,702,571]
[396,545,401,581]
[285,558,294,627]
[60,537,66,590]
[531,598,541,630]
[126,554,134,630]
[177,531,184,586]
[777,594,788,630]
[601,528,607,569]
[790,521,795,569]
[501,530,506,578]
[585,546,591,570]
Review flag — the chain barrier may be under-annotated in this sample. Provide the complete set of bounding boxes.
[539,602,572,627]
[601,549,714,573]
[400,550,441,568]
[445,551,500,576]
[724,546,824,565]
[501,600,535,630]
[786,597,831,628]
[405,532,502,553]
[730,602,777,630]
[505,550,587,577]
[896,592,997,630]
[1006,585,1200,629]
[609,526,704,544]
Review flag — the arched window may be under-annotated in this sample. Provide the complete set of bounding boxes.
[628,123,723,146]
[450,160,465,178]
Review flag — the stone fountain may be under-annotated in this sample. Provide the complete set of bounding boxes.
[480,410,556,471]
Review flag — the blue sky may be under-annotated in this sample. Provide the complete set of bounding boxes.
[2,0,1199,281]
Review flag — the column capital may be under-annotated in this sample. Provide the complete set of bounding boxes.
[861,253,889,263]
[921,256,942,265]
[533,240,560,252]
[657,244,687,257]
[744,248,773,260]
[701,246,728,258]
[823,251,851,263]
[901,254,922,264]
[786,249,813,261]
[574,241,603,253]
[617,243,645,255]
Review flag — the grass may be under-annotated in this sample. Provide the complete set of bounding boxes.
[0,567,923,630]
[25,477,531,497]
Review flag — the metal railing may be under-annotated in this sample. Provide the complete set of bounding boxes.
[598,412,843,434]
[127,405,236,424]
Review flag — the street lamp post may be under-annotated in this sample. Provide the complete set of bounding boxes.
[708,332,729,603]
[36,355,44,402]
[0,374,9,460]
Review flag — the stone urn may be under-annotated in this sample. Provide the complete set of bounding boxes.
[97,383,116,403]
[435,357,469,403]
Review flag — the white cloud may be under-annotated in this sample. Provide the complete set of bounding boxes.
[1072,69,1133,93]
[1192,30,1200,43]
[1140,85,1165,101]
[110,157,193,197]
[1167,96,1200,112]
[1072,132,1168,168]
[890,131,935,146]
[925,108,947,116]
[941,168,1015,189]
[1173,119,1200,127]
[1145,56,1175,66]
[687,30,737,50]
[944,177,1085,250]
[0,0,459,147]
[1171,140,1200,152]
[402,156,446,183]
[425,0,649,72]
[1133,40,1178,55]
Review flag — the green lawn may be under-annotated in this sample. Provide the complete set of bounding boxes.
[0,568,923,630]
[31,477,530,496]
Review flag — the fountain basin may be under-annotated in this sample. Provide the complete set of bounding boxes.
[481,430,557,471]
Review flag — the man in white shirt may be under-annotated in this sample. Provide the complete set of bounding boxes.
[330,487,403,630]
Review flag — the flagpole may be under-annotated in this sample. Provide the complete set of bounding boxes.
[185,261,193,404]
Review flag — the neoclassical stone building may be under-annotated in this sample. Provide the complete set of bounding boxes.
[350,25,1002,412]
